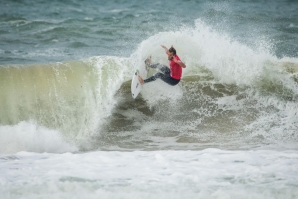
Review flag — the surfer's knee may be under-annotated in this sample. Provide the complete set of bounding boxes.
[157,64,167,70]
[154,72,164,79]
[150,63,159,69]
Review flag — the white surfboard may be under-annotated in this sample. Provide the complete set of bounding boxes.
[131,59,150,99]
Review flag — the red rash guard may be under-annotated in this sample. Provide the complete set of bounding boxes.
[169,55,182,80]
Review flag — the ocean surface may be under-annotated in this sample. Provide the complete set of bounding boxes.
[1,0,298,198]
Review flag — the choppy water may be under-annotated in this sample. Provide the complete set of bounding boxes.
[1,0,298,198]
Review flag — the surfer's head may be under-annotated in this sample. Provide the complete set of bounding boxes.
[168,46,176,60]
[169,46,176,55]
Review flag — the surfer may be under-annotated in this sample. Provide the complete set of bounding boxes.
[138,45,186,86]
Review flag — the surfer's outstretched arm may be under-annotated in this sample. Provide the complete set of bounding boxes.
[161,45,170,55]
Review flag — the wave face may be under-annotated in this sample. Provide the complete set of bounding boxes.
[1,20,298,153]
[0,57,131,152]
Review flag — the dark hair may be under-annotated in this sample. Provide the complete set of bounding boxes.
[169,46,176,55]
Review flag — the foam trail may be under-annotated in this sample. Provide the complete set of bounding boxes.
[1,150,298,198]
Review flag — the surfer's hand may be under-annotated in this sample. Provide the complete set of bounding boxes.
[173,56,178,63]
[161,45,169,54]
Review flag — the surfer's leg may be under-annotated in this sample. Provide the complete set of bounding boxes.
[156,69,179,85]
[145,57,169,73]
[159,73,180,86]
[149,63,161,69]
[148,63,168,70]
[144,71,179,86]
[158,65,170,75]
[144,72,164,83]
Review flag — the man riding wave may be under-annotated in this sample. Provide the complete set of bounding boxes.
[138,45,186,86]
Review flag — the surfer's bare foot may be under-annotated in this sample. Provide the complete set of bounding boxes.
[144,57,151,66]
[138,75,145,85]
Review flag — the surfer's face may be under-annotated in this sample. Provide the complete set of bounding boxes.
[168,52,174,60]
